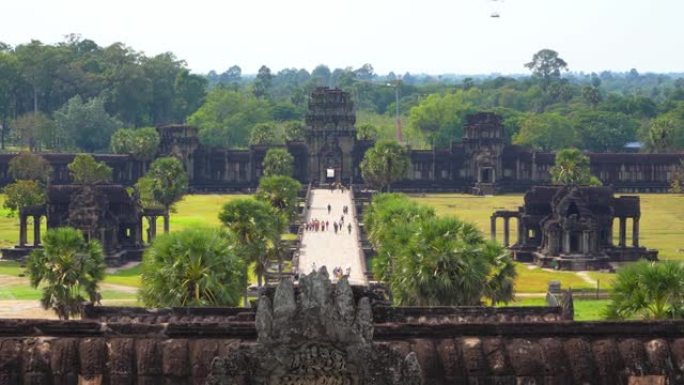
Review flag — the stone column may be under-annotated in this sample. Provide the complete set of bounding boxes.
[563,231,570,254]
[19,214,27,247]
[582,232,589,254]
[632,217,640,247]
[33,216,41,246]
[619,217,627,247]
[490,216,496,241]
[503,217,510,247]
[149,216,157,243]
[518,218,525,245]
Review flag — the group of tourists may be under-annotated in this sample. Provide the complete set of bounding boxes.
[304,217,352,234]
[304,202,354,235]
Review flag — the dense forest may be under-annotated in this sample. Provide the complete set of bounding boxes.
[0,37,683,154]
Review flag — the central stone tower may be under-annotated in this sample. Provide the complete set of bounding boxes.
[462,112,505,194]
[305,87,357,183]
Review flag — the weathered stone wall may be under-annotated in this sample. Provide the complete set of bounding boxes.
[2,319,684,384]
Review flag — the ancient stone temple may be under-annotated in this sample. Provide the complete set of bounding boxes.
[492,185,658,270]
[0,89,682,193]
[2,184,165,265]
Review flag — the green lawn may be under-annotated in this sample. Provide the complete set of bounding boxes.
[168,194,249,232]
[514,263,593,293]
[104,264,142,287]
[0,260,25,276]
[507,297,610,321]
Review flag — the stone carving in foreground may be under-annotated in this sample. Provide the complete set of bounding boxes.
[205,267,422,385]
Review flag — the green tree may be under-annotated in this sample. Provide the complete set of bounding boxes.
[187,88,271,148]
[360,140,410,192]
[513,113,577,151]
[606,261,684,320]
[218,198,282,286]
[11,112,55,151]
[645,113,684,153]
[68,154,113,185]
[110,127,160,162]
[550,148,601,185]
[0,51,20,149]
[219,65,242,88]
[253,65,273,99]
[26,227,105,320]
[54,96,122,152]
[356,123,378,141]
[570,109,638,152]
[364,194,436,285]
[8,152,52,183]
[262,148,294,177]
[145,156,189,233]
[256,175,302,222]
[391,215,515,306]
[582,85,603,108]
[2,180,46,216]
[249,122,282,146]
[139,227,246,307]
[525,49,568,92]
[283,120,305,141]
[408,92,474,148]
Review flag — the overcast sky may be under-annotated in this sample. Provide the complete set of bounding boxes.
[2,0,681,75]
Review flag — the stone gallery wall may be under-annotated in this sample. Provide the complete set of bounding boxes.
[1,319,683,384]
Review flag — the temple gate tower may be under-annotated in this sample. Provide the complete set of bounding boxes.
[463,112,505,194]
[304,87,357,183]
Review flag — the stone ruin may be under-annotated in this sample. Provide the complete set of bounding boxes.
[492,185,658,270]
[205,267,422,385]
[1,184,168,266]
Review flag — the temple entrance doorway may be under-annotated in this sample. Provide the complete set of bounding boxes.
[320,150,342,183]
[479,167,494,183]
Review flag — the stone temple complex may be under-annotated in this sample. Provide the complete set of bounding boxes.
[492,186,658,270]
[0,87,681,193]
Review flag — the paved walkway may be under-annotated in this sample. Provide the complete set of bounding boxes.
[297,189,368,286]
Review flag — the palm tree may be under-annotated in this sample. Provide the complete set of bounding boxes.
[606,261,684,320]
[139,227,246,307]
[26,227,105,320]
[218,198,282,286]
[391,216,516,306]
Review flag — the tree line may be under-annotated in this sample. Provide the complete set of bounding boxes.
[2,37,683,155]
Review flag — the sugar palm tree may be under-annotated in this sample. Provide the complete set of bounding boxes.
[606,260,684,320]
[391,216,516,306]
[218,198,282,286]
[26,227,105,320]
[139,227,246,307]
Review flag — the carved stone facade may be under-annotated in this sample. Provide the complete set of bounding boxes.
[492,185,658,270]
[0,90,681,193]
[206,268,422,385]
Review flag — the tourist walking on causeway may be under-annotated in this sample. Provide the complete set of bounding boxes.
[347,223,352,234]
[327,204,331,214]
[334,222,338,234]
